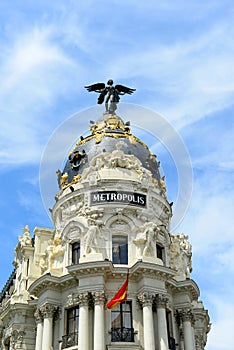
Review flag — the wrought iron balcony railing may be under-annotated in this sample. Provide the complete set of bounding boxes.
[111,327,134,342]
[61,332,78,349]
[169,336,176,350]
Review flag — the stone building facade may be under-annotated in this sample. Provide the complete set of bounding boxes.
[0,112,210,350]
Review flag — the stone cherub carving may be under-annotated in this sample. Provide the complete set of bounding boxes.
[170,234,192,280]
[85,79,135,113]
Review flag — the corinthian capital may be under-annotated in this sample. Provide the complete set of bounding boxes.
[34,309,43,323]
[155,294,169,308]
[40,303,58,318]
[92,291,106,305]
[137,291,154,307]
[78,292,90,307]
[178,308,194,322]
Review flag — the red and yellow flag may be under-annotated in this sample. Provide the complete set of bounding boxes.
[107,276,128,310]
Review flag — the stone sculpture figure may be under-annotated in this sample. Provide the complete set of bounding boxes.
[46,237,65,269]
[85,79,135,113]
[18,225,32,247]
[83,219,106,256]
[170,234,192,280]
[134,222,158,257]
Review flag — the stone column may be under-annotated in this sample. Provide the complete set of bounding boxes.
[93,291,106,350]
[34,309,43,350]
[78,292,90,350]
[138,292,155,350]
[179,308,195,350]
[40,303,58,350]
[156,294,169,350]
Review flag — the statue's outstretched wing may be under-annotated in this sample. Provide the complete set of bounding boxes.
[115,84,136,95]
[85,83,105,92]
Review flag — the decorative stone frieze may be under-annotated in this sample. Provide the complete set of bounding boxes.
[195,332,205,350]
[11,329,25,350]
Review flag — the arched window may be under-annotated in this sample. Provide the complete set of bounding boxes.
[112,235,128,264]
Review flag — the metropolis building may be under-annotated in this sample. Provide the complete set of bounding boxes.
[0,109,210,350]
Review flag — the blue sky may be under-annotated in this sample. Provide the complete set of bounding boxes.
[0,1,234,349]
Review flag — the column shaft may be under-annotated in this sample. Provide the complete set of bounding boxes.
[157,307,169,350]
[138,293,156,350]
[94,303,105,350]
[183,320,194,350]
[35,321,43,350]
[40,303,57,350]
[42,317,53,350]
[142,304,155,350]
[156,294,169,350]
[78,304,89,350]
[178,309,195,350]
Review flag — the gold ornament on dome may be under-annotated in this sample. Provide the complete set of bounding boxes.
[89,113,130,135]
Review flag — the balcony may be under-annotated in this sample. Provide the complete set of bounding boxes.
[61,332,78,349]
[169,336,176,350]
[111,327,134,342]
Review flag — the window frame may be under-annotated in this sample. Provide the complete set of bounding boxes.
[112,234,128,265]
[66,306,79,335]
[71,241,80,265]
[156,242,164,262]
[111,301,134,342]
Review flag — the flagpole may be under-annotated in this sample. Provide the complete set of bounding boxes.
[123,268,129,338]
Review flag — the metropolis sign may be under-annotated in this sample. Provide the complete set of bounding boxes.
[90,191,146,207]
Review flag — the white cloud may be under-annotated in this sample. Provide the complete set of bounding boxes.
[178,175,234,255]
[206,296,234,350]
[0,26,78,166]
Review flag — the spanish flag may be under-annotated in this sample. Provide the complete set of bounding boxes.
[107,275,129,310]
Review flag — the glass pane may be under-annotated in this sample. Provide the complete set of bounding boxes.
[112,236,128,264]
[67,307,79,334]
[122,303,130,312]
[123,313,131,328]
[121,302,132,328]
[112,311,121,328]
[156,244,163,260]
[72,242,80,264]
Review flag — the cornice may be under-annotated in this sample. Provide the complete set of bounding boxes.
[67,260,176,283]
[0,302,34,320]
[28,273,76,297]
[166,278,200,300]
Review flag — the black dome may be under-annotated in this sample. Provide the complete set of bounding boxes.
[62,113,161,186]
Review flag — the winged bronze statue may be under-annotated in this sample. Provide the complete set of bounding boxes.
[85,79,136,113]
